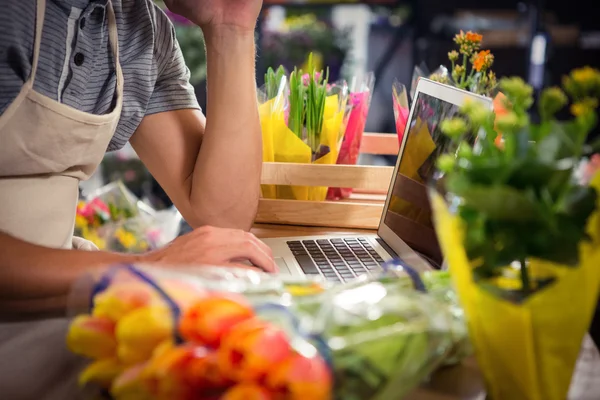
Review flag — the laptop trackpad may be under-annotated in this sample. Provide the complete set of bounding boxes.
[275,257,292,275]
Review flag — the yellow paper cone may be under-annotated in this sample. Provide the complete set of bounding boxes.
[430,189,600,400]
[309,102,345,201]
[272,121,312,200]
[259,99,278,199]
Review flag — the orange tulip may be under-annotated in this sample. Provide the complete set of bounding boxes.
[267,353,332,400]
[66,315,117,359]
[218,318,292,382]
[221,383,274,400]
[179,294,254,347]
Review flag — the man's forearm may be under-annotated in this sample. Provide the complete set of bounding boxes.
[0,231,138,319]
[189,28,261,231]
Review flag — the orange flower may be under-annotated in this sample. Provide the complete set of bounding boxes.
[179,294,254,347]
[465,31,483,43]
[473,50,492,72]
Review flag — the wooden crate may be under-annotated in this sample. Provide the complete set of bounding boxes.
[257,133,398,229]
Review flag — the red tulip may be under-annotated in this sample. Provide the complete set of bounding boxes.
[221,383,274,400]
[267,352,332,400]
[218,318,292,382]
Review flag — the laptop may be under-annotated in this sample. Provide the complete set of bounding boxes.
[262,78,492,282]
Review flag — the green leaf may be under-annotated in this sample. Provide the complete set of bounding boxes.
[559,186,598,226]
[454,185,541,221]
[537,122,577,162]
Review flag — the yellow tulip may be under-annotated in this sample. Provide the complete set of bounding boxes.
[79,358,124,388]
[116,306,174,365]
[66,315,117,360]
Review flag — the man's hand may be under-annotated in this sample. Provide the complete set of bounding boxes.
[164,0,263,34]
[145,226,277,272]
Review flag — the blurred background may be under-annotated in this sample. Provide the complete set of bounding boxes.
[84,0,600,211]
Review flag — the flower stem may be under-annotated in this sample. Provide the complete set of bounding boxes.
[460,54,467,87]
[520,258,530,294]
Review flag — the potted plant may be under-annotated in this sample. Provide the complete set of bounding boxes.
[430,66,600,399]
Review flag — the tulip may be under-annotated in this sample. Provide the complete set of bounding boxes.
[221,383,274,400]
[93,282,155,322]
[179,294,254,347]
[143,342,229,400]
[218,318,292,382]
[78,358,124,389]
[185,348,229,389]
[94,279,205,324]
[116,306,174,365]
[111,364,154,400]
[66,315,117,359]
[267,352,332,400]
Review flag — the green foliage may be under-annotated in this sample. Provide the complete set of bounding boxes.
[438,67,600,289]
[264,66,287,101]
[288,54,330,152]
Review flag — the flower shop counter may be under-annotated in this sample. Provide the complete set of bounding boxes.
[252,223,486,400]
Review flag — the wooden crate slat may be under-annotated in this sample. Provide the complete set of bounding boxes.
[261,162,393,191]
[256,199,384,230]
[360,133,399,155]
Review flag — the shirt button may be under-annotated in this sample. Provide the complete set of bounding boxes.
[79,18,86,29]
[74,52,85,66]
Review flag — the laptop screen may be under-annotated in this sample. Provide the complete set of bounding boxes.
[382,91,464,268]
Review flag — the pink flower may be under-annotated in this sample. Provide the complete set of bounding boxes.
[302,72,322,86]
[585,154,600,180]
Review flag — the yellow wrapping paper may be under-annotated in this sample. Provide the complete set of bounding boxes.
[260,94,346,201]
[430,173,600,400]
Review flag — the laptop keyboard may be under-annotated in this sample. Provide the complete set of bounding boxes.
[287,238,385,283]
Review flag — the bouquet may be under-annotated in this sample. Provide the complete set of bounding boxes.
[65,263,469,400]
[259,55,350,201]
[75,181,181,253]
[430,66,600,399]
[327,73,375,200]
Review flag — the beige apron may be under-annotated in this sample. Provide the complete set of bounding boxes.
[0,0,123,397]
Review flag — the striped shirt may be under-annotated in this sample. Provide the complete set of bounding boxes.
[0,0,199,151]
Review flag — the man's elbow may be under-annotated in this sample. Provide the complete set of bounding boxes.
[186,200,258,232]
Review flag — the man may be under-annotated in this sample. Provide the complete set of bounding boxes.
[0,0,276,318]
[0,0,273,397]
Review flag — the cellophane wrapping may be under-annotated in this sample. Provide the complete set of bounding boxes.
[326,73,375,200]
[66,264,470,400]
[259,63,350,201]
[393,79,410,146]
[75,181,182,252]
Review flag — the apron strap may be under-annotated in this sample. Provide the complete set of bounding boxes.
[30,0,47,86]
[106,1,124,104]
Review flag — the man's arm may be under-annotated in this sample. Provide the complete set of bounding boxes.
[131,31,261,231]
[0,224,275,320]
[0,231,139,320]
